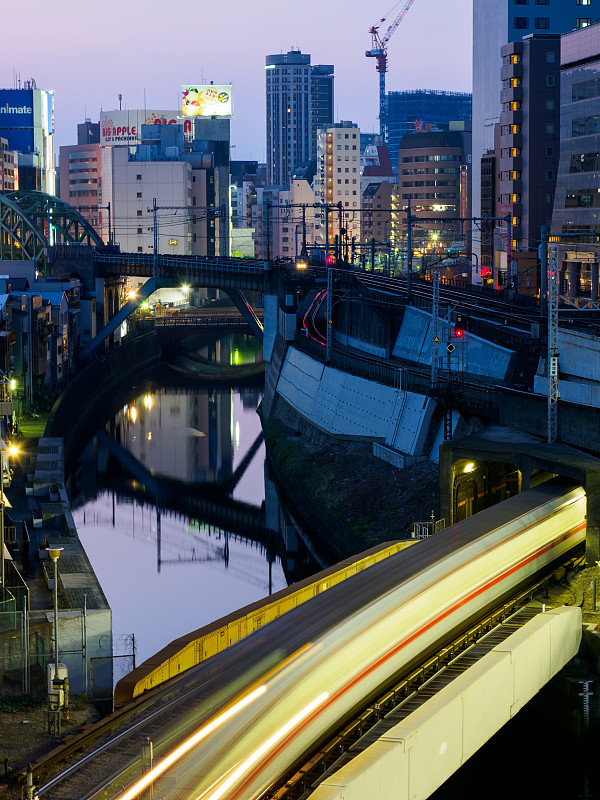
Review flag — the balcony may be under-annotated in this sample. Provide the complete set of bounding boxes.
[501,86,523,104]
[501,63,522,81]
[503,110,522,126]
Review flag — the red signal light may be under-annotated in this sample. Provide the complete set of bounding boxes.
[454,325,464,338]
[326,255,335,265]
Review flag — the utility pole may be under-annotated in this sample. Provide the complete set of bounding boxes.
[406,199,415,302]
[325,203,329,258]
[326,267,333,362]
[539,225,548,317]
[431,271,440,386]
[505,213,514,290]
[265,200,271,261]
[152,198,158,280]
[547,244,559,443]
[337,202,343,263]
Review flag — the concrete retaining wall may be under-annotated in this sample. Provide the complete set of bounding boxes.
[312,606,581,800]
[393,307,515,381]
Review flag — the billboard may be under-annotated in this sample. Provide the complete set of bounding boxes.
[100,109,185,145]
[181,85,233,117]
[0,89,35,154]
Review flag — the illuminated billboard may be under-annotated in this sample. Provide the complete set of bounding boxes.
[181,85,233,117]
[0,89,35,154]
[100,109,186,145]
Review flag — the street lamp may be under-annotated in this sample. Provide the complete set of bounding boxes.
[47,547,63,672]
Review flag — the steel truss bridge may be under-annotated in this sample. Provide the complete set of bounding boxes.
[0,190,103,267]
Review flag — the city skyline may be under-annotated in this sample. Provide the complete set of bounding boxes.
[3,0,472,161]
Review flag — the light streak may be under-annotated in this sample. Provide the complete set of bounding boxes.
[199,691,329,800]
[115,685,267,800]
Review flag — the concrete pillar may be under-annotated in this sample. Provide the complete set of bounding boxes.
[585,471,600,566]
[568,263,578,299]
[439,443,455,527]
[592,262,599,302]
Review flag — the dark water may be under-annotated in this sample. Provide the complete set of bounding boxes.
[71,336,287,673]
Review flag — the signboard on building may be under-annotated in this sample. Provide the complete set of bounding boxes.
[100,109,182,145]
[0,89,35,154]
[181,85,233,117]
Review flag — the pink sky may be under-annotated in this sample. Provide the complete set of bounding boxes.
[4,0,472,160]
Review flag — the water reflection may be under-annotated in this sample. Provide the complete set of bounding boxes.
[72,380,286,669]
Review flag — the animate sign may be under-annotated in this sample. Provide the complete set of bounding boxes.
[0,103,32,115]
[100,109,189,145]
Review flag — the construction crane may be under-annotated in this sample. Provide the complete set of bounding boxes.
[366,0,418,143]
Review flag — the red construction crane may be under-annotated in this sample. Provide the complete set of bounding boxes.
[366,0,418,143]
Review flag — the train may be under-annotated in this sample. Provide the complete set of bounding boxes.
[117,477,586,800]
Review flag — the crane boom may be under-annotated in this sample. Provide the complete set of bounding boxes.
[366,0,418,143]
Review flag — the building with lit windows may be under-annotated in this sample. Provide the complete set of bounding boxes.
[0,138,17,191]
[0,81,55,194]
[59,142,103,234]
[397,124,471,270]
[492,34,561,289]
[472,0,596,279]
[265,50,334,186]
[313,121,361,251]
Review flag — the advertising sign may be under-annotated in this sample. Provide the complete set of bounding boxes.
[0,89,35,154]
[181,85,233,117]
[100,109,184,145]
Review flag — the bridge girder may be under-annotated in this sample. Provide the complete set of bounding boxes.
[0,190,103,270]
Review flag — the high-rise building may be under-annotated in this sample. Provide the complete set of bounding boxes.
[397,125,471,266]
[77,118,100,145]
[311,64,334,157]
[313,121,361,249]
[59,142,103,234]
[472,1,596,277]
[493,34,561,289]
[386,90,472,176]
[265,49,334,186]
[552,22,600,247]
[0,81,55,194]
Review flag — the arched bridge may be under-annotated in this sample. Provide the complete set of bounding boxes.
[0,190,103,267]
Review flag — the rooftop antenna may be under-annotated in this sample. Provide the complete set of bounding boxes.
[118,93,122,111]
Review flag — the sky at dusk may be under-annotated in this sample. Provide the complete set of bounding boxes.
[3,0,472,162]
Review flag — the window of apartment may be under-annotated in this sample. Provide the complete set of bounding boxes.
[546,146,555,157]
[573,115,600,136]
[570,152,600,173]
[510,193,521,203]
[510,170,521,180]
[510,147,521,157]
[137,246,143,253]
[546,193,554,204]
[137,209,142,216]
[514,17,529,28]
[566,188,600,207]
[136,174,142,181]
[136,192,142,198]
[510,77,521,87]
[546,99,555,111]
[546,51,556,63]
[573,77,600,101]
[577,0,591,4]
[546,169,554,181]
[137,227,142,234]
[535,17,550,28]
[510,53,521,64]
[510,124,521,134]
[577,18,592,27]
[546,122,555,134]
[546,75,555,87]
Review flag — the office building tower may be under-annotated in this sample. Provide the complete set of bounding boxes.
[59,142,103,234]
[77,118,100,145]
[492,34,561,289]
[397,124,471,263]
[472,0,596,277]
[311,64,334,156]
[265,49,334,186]
[387,89,472,176]
[314,121,361,249]
[0,81,55,194]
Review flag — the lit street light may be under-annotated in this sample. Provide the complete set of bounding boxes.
[48,545,63,734]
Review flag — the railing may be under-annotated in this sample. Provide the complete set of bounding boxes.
[94,251,268,272]
[134,315,257,330]
[411,517,446,539]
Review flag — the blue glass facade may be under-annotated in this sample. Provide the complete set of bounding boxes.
[386,90,472,175]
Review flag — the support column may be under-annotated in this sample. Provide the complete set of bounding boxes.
[585,471,600,567]
[438,442,455,527]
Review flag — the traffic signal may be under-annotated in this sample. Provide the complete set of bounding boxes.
[454,314,464,339]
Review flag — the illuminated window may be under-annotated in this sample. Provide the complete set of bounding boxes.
[509,170,521,180]
[510,124,521,134]
[510,101,520,111]
[510,54,521,64]
[510,147,521,157]
[510,78,521,88]
[510,193,521,203]
[511,217,520,226]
